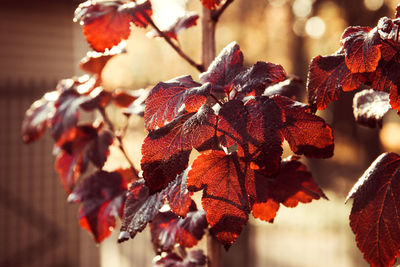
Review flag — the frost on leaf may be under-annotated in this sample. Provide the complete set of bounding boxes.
[79,42,126,76]
[352,89,391,128]
[141,106,216,193]
[74,0,152,52]
[342,26,382,73]
[307,54,362,110]
[154,249,207,267]
[68,170,127,243]
[346,152,400,267]
[150,206,207,253]
[187,151,326,248]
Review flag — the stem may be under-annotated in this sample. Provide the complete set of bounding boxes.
[212,0,234,22]
[202,7,216,68]
[143,13,204,72]
[99,108,139,178]
[207,234,222,267]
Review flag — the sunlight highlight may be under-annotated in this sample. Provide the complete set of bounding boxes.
[305,16,326,39]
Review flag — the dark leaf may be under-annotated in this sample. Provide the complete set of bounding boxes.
[147,12,199,40]
[342,26,382,73]
[352,89,391,128]
[200,0,221,10]
[112,89,138,108]
[79,41,126,76]
[250,156,327,222]
[154,249,206,267]
[346,152,400,267]
[307,54,362,110]
[150,208,207,253]
[167,169,193,217]
[22,91,58,143]
[74,0,152,52]
[273,95,334,158]
[233,61,287,97]
[123,88,150,116]
[68,170,127,243]
[141,106,216,193]
[55,150,88,194]
[263,75,303,100]
[80,87,112,111]
[144,75,209,131]
[396,5,400,18]
[199,42,243,89]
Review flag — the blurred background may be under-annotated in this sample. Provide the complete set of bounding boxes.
[1,0,400,266]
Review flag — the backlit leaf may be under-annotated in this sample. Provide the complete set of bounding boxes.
[167,169,193,217]
[200,0,221,10]
[68,170,127,243]
[342,26,382,73]
[352,89,391,128]
[346,152,400,267]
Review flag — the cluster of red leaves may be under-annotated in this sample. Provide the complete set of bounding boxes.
[307,8,400,127]
[131,42,333,248]
[346,152,400,267]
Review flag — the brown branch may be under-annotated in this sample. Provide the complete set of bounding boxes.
[99,107,140,178]
[143,13,205,72]
[212,0,234,22]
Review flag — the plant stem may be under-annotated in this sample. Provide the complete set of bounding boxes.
[212,0,234,22]
[143,13,205,72]
[207,234,222,267]
[99,108,139,178]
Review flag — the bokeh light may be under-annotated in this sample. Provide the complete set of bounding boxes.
[305,16,326,39]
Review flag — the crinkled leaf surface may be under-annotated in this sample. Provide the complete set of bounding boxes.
[154,249,206,267]
[342,26,382,73]
[187,151,326,248]
[68,170,127,243]
[144,75,207,131]
[74,0,152,52]
[307,54,362,110]
[346,152,400,267]
[353,89,391,128]
[142,106,216,193]
[150,208,207,253]
[167,169,193,217]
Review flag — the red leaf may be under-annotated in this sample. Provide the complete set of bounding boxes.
[79,42,126,76]
[79,87,112,111]
[74,0,152,52]
[141,106,216,193]
[346,152,400,267]
[68,170,127,243]
[112,89,138,108]
[217,98,284,176]
[55,150,88,194]
[187,151,250,248]
[273,95,334,158]
[250,156,327,222]
[352,89,391,128]
[167,169,193,217]
[233,61,287,97]
[147,12,199,40]
[22,91,58,143]
[307,54,362,110]
[154,249,207,267]
[396,5,400,18]
[199,42,243,88]
[200,0,221,10]
[342,26,382,73]
[150,208,207,252]
[123,88,150,117]
[144,75,208,131]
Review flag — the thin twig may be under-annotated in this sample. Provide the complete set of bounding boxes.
[143,13,205,72]
[212,0,234,22]
[99,108,140,178]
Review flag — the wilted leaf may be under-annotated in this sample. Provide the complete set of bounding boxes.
[342,26,382,73]
[346,152,400,267]
[353,89,391,128]
[68,170,127,243]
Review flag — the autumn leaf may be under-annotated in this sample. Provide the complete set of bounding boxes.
[352,89,391,128]
[74,0,152,52]
[147,12,199,40]
[68,170,127,243]
[342,26,382,73]
[154,249,207,267]
[200,0,221,10]
[346,152,400,267]
[167,169,193,217]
